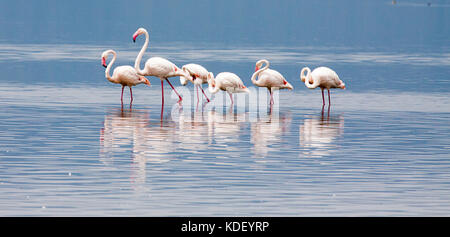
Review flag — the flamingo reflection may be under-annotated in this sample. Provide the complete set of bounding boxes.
[99,107,249,188]
[251,112,292,157]
[299,108,344,158]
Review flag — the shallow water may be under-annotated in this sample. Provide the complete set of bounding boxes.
[0,0,449,216]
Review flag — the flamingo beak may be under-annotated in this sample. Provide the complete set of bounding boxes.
[133,33,138,43]
[102,58,107,68]
[255,66,259,72]
[141,77,151,86]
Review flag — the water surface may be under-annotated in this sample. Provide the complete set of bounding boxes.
[0,0,449,216]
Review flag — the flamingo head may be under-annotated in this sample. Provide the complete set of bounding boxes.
[207,72,215,87]
[241,85,250,94]
[300,67,312,83]
[180,67,192,85]
[255,59,268,72]
[301,75,314,85]
[133,28,147,43]
[284,80,293,90]
[101,50,110,68]
[340,82,346,90]
[101,57,107,68]
[139,76,151,86]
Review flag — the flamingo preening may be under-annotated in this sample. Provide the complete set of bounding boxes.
[300,66,346,106]
[101,49,151,105]
[251,59,293,105]
[207,72,250,104]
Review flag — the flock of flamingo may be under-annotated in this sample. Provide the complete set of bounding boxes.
[101,27,346,113]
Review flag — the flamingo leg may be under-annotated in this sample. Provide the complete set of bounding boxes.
[327,89,331,105]
[196,85,199,102]
[161,80,164,120]
[166,78,182,101]
[228,92,234,105]
[269,91,273,114]
[195,85,200,111]
[199,85,210,102]
[129,87,133,105]
[321,104,325,118]
[321,88,325,106]
[121,85,125,105]
[269,89,274,105]
[327,103,331,117]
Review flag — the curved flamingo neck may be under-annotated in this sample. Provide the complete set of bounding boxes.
[301,67,319,89]
[105,50,117,83]
[208,79,220,94]
[251,60,269,86]
[134,30,149,75]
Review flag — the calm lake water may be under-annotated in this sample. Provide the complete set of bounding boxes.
[0,0,449,216]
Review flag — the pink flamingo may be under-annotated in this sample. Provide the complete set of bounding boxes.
[101,49,150,105]
[180,63,211,103]
[251,59,293,105]
[207,72,250,104]
[300,66,346,106]
[132,28,188,109]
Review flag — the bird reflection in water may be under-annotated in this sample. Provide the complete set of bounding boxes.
[250,112,292,157]
[99,106,249,189]
[299,106,344,158]
[175,106,247,154]
[99,107,150,166]
[99,107,176,191]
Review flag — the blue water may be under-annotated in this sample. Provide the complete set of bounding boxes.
[0,0,449,216]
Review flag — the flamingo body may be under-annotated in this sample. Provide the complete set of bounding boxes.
[251,59,293,105]
[180,63,209,86]
[300,66,345,106]
[214,72,249,93]
[101,50,150,105]
[111,65,148,87]
[208,72,250,104]
[255,69,292,89]
[133,27,188,116]
[305,67,344,89]
[180,63,211,102]
[142,56,183,79]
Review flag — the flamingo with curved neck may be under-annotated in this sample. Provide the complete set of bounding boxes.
[132,27,188,112]
[300,66,346,106]
[251,59,293,105]
[207,72,250,104]
[180,64,211,103]
[101,49,150,106]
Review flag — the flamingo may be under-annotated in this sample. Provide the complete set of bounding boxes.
[300,66,346,106]
[180,63,211,103]
[132,27,188,108]
[251,59,293,105]
[207,72,250,104]
[101,49,151,105]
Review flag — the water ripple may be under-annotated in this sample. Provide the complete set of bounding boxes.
[0,43,449,66]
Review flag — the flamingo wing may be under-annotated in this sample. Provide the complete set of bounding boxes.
[113,66,140,85]
[259,69,287,87]
[145,57,178,77]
